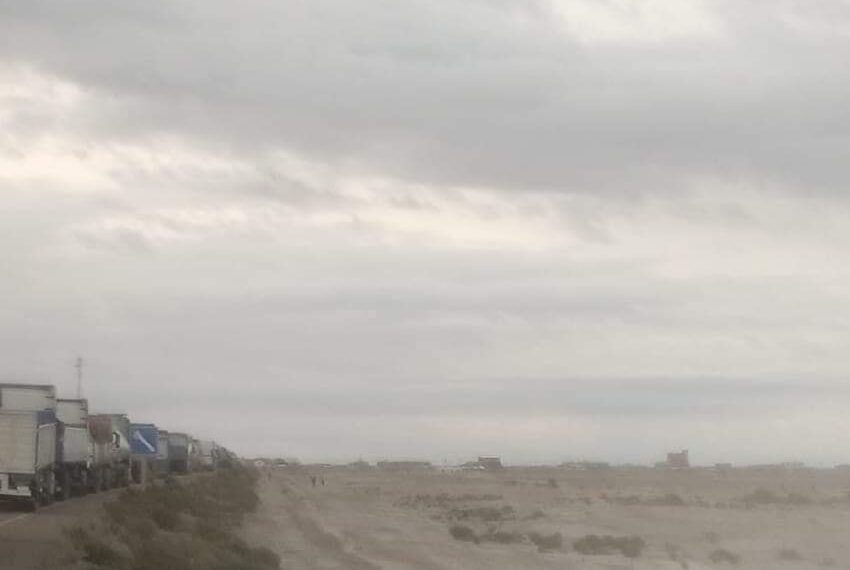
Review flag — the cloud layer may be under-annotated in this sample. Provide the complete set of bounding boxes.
[2,0,850,464]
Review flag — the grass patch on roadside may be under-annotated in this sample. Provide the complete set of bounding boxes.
[64,466,278,570]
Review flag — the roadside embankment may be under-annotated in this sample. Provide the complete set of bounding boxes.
[62,466,279,570]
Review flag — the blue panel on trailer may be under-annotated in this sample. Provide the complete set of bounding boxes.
[130,423,159,456]
[37,409,57,426]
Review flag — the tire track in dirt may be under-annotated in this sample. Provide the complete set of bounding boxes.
[249,474,459,570]
[282,493,382,570]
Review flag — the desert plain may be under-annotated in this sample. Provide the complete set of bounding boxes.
[244,465,850,570]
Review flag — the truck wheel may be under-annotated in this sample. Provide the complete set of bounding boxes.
[60,470,71,501]
[28,478,40,512]
[78,469,89,496]
[42,472,55,506]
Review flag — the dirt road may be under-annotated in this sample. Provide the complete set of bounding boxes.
[0,491,118,570]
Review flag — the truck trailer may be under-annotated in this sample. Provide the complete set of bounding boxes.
[0,384,59,509]
[197,440,218,470]
[167,432,190,473]
[55,398,94,497]
[156,430,170,476]
[88,413,131,489]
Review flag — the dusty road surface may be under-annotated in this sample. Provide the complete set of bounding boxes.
[245,467,850,570]
[0,491,118,570]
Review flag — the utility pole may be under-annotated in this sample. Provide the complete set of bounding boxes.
[75,356,84,399]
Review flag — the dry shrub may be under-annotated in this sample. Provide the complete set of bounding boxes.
[740,488,811,507]
[608,493,685,506]
[527,531,563,552]
[777,548,803,561]
[786,493,812,506]
[709,548,741,565]
[449,524,478,543]
[573,534,646,558]
[650,493,686,506]
[396,493,501,509]
[482,529,524,544]
[741,488,781,506]
[449,505,515,522]
[522,509,546,520]
[665,542,682,561]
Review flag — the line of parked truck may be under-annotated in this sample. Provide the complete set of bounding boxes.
[0,383,233,510]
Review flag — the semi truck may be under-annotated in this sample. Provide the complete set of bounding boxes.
[55,398,94,498]
[0,384,58,508]
[0,382,234,512]
[88,413,131,489]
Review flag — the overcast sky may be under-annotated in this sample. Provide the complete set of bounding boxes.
[3,0,850,465]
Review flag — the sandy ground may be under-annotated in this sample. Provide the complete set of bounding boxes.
[244,466,850,570]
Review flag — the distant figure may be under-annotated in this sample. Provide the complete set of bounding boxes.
[310,475,317,487]
[321,476,326,486]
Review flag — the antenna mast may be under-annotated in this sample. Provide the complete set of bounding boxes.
[75,356,84,398]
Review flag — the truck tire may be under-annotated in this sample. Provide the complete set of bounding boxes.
[34,472,49,507]
[42,472,55,506]
[87,468,99,494]
[77,468,88,496]
[28,479,40,512]
[60,470,71,501]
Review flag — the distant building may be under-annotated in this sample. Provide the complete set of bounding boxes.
[666,450,690,469]
[459,456,504,470]
[377,460,432,471]
[477,456,503,470]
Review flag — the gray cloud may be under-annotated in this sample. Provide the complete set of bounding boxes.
[2,0,850,464]
[2,1,850,194]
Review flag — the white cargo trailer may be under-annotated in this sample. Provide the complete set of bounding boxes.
[0,384,56,412]
[198,440,217,470]
[0,410,57,508]
[56,398,88,425]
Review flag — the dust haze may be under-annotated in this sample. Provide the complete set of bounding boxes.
[2,0,850,569]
